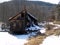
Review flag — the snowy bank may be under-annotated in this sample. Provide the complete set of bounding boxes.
[40,35,60,45]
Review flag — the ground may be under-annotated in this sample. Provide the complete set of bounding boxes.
[0,32,29,45]
[0,21,60,45]
[0,22,29,45]
[25,29,60,45]
[25,21,60,45]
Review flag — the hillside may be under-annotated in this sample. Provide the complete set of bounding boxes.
[0,0,56,23]
[26,1,56,6]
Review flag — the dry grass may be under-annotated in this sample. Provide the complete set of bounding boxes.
[46,29,60,36]
[25,35,46,45]
[54,21,60,24]
[25,21,60,45]
[25,29,60,45]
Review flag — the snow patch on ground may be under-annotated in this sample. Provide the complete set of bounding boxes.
[41,35,60,45]
[0,32,28,45]
[40,28,46,33]
[53,24,60,30]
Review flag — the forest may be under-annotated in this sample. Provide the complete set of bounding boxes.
[0,0,57,23]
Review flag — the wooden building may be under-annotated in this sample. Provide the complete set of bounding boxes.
[9,10,38,34]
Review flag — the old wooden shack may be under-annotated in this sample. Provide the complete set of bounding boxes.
[9,10,39,34]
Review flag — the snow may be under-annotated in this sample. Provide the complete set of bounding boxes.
[48,22,54,25]
[52,23,60,30]
[0,22,47,45]
[26,24,46,34]
[40,22,60,45]
[1,22,60,45]
[0,22,28,45]
[40,28,46,33]
[26,24,41,30]
[0,32,28,45]
[40,35,60,45]
[46,22,60,30]
[41,22,60,30]
[38,21,46,26]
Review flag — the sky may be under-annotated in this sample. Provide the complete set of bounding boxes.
[0,0,59,4]
[28,0,60,4]
[0,0,11,3]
